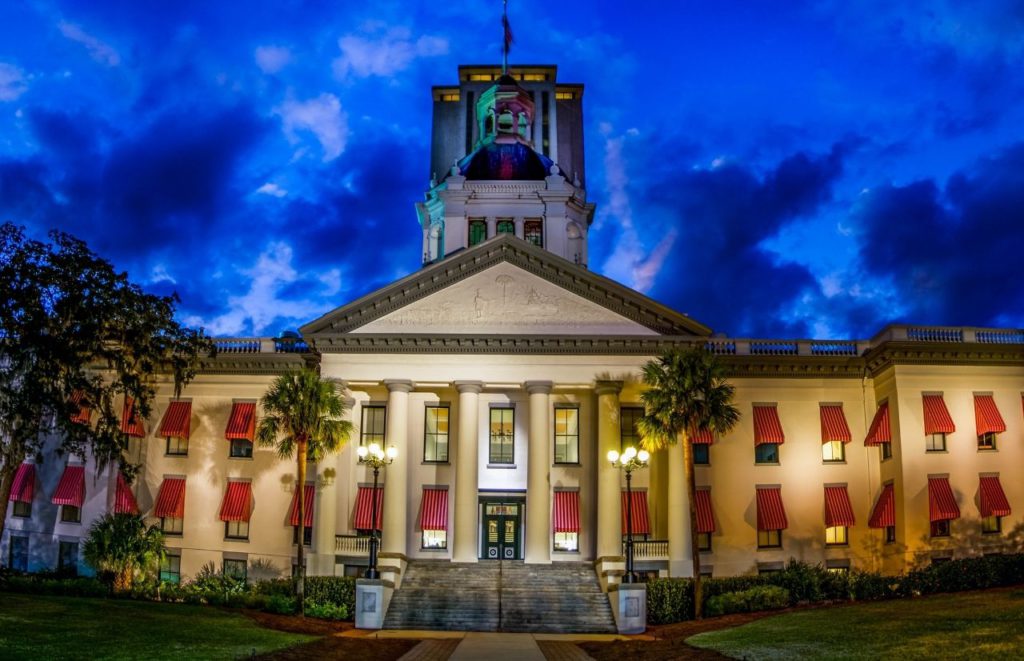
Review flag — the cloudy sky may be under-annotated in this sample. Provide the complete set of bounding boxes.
[1,1,1022,339]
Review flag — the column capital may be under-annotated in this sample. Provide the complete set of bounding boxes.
[455,380,483,394]
[384,379,413,393]
[524,380,553,395]
[594,380,624,396]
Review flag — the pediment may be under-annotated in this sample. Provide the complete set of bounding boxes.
[300,234,711,338]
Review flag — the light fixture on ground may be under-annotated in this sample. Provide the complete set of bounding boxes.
[608,446,649,584]
[357,442,397,579]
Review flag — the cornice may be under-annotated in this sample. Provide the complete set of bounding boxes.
[198,353,307,376]
[864,342,1024,377]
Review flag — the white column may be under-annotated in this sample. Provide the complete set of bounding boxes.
[667,441,692,577]
[312,450,341,576]
[525,381,552,564]
[453,381,482,562]
[548,88,559,165]
[596,381,623,559]
[382,380,412,555]
[486,217,496,239]
[514,217,525,239]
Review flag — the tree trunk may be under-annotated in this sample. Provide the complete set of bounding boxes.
[0,460,21,551]
[114,566,133,593]
[296,439,307,617]
[682,432,703,619]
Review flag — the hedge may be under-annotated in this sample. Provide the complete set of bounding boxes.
[647,553,1024,624]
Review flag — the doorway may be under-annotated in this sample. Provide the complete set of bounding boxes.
[480,498,523,560]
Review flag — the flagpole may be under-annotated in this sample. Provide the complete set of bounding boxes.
[502,0,509,74]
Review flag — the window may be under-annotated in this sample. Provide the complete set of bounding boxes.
[8,535,28,572]
[293,526,313,546]
[60,505,81,524]
[885,526,896,544]
[555,91,575,100]
[826,561,850,574]
[930,520,951,538]
[439,92,459,102]
[554,408,579,464]
[758,563,783,575]
[693,444,710,465]
[223,558,247,583]
[12,500,31,518]
[931,555,953,566]
[822,441,845,463]
[825,526,848,546]
[229,439,253,458]
[160,553,181,584]
[982,516,1002,534]
[161,517,183,536]
[554,532,578,552]
[926,433,947,452]
[524,219,543,247]
[699,566,713,578]
[496,218,514,234]
[58,541,78,575]
[468,219,487,246]
[978,432,997,450]
[755,444,779,464]
[360,405,387,447]
[880,442,892,460]
[697,532,712,552]
[489,408,515,464]
[166,435,188,456]
[757,530,782,548]
[620,406,643,451]
[422,530,447,550]
[424,406,449,463]
[225,520,250,541]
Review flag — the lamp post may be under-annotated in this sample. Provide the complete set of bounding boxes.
[608,446,649,584]
[357,442,397,579]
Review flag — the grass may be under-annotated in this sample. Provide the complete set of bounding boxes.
[0,593,314,660]
[687,588,1024,660]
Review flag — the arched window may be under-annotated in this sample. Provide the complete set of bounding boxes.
[524,219,543,247]
[496,219,515,235]
[468,219,487,246]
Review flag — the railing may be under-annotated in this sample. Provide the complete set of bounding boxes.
[869,325,1024,346]
[625,539,669,560]
[336,534,371,556]
[212,337,310,354]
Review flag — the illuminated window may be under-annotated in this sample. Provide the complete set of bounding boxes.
[360,406,386,447]
[225,520,249,540]
[60,505,81,524]
[822,440,845,462]
[160,553,181,584]
[554,532,578,552]
[554,408,579,464]
[555,91,575,100]
[757,529,782,548]
[161,517,183,536]
[697,532,712,552]
[930,520,951,538]
[12,500,30,518]
[825,526,848,546]
[521,73,547,81]
[439,93,460,102]
[229,439,252,458]
[524,219,543,247]
[885,526,896,543]
[468,74,494,81]
[826,560,850,574]
[880,442,892,460]
[424,406,450,463]
[167,435,188,456]
[755,444,779,464]
[496,219,514,234]
[223,558,247,582]
[982,516,1002,534]
[422,530,447,549]
[978,432,997,450]
[620,406,643,451]
[468,219,487,246]
[926,433,946,452]
[489,408,514,464]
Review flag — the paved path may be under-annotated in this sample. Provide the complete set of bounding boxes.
[448,633,546,660]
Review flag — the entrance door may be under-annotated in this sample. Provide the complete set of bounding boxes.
[481,501,521,560]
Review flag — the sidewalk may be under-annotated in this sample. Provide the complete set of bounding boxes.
[344,630,648,661]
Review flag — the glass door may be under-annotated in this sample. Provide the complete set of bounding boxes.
[481,501,521,560]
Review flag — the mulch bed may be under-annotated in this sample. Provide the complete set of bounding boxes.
[254,637,419,661]
[243,610,354,636]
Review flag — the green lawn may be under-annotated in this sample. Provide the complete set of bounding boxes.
[0,593,313,660]
[688,588,1024,660]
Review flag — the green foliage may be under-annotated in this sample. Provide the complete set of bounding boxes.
[705,585,790,617]
[304,575,356,618]
[266,594,298,615]
[304,600,349,620]
[82,513,166,592]
[646,578,694,625]
[255,369,354,462]
[0,573,108,598]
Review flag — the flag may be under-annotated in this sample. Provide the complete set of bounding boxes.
[503,8,514,56]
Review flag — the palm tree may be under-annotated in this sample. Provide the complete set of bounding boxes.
[256,368,353,615]
[638,346,739,618]
[82,513,166,593]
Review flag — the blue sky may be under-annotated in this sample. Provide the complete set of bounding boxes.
[1,1,1022,339]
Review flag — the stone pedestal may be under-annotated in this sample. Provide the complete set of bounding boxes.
[355,579,386,629]
[610,583,647,634]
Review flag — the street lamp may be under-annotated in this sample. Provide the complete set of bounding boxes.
[608,446,650,584]
[357,442,397,579]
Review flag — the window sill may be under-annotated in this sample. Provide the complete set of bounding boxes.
[825,543,849,548]
[553,550,581,555]
[977,448,997,452]
[553,462,581,468]
[487,463,517,469]
[822,460,847,465]
[162,532,183,538]
[698,549,712,555]
[224,538,250,543]
[754,462,780,467]
[422,460,450,465]
[228,456,254,461]
[420,547,448,552]
[925,450,948,454]
[757,546,783,551]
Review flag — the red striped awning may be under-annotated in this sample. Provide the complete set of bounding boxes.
[923,394,955,435]
[121,397,146,438]
[225,402,256,440]
[753,405,784,445]
[820,405,852,444]
[553,490,579,533]
[824,485,856,527]
[70,390,90,425]
[974,395,1006,436]
[864,402,891,446]
[756,487,788,531]
[621,490,651,535]
[158,401,192,439]
[979,476,1011,518]
[220,481,253,522]
[353,486,383,530]
[9,463,35,503]
[695,489,715,534]
[114,473,139,515]
[288,483,315,527]
[154,478,186,518]
[52,465,85,507]
[420,488,449,532]
[690,427,714,445]
[928,476,960,522]
[869,484,895,528]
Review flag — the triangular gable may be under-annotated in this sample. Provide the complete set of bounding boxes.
[300,234,711,337]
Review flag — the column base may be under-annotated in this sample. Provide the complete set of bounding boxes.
[609,583,647,634]
[355,579,394,630]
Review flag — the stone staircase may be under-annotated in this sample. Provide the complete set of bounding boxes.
[383,560,616,633]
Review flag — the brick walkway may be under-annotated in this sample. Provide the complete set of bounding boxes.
[398,638,462,661]
[537,640,595,660]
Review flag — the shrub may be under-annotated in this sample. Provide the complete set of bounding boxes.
[705,585,790,617]
[304,576,356,617]
[253,578,295,598]
[1,574,108,598]
[770,560,824,604]
[305,600,349,620]
[646,578,694,624]
[266,594,298,615]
